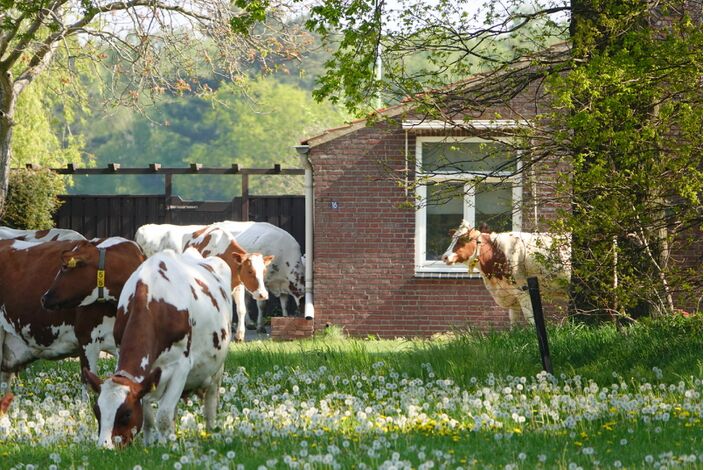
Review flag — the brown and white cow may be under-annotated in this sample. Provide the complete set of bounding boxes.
[0,238,143,392]
[442,220,571,325]
[83,248,233,448]
[184,226,273,342]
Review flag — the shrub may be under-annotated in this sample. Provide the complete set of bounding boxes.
[2,168,65,229]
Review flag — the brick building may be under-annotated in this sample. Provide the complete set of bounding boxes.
[294,73,572,337]
[295,71,701,337]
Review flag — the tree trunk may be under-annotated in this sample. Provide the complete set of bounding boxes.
[0,71,16,219]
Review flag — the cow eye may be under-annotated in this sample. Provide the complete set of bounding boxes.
[116,410,132,426]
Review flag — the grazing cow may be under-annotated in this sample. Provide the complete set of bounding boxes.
[184,226,273,342]
[1,238,143,392]
[442,220,570,325]
[0,226,86,242]
[83,248,232,448]
[211,221,305,332]
[134,224,203,257]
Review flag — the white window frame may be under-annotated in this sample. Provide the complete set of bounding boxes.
[414,136,522,275]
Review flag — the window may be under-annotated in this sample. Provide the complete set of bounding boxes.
[414,136,522,275]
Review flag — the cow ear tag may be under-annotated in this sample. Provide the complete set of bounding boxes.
[66,257,77,268]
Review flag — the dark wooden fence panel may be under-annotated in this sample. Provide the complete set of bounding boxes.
[55,195,166,239]
[166,197,243,226]
[54,194,305,248]
[250,196,305,248]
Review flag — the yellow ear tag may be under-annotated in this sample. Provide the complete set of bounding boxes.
[66,257,77,268]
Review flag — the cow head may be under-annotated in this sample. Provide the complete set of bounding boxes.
[83,367,161,449]
[42,239,144,310]
[441,220,488,268]
[230,249,274,301]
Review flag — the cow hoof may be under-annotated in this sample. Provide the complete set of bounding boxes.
[233,334,245,343]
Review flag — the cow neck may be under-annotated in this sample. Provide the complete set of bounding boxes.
[478,234,510,280]
[114,281,191,380]
[221,241,247,286]
[113,283,160,379]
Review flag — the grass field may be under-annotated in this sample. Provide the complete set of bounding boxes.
[1,314,701,469]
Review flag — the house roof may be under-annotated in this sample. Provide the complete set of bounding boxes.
[300,42,570,149]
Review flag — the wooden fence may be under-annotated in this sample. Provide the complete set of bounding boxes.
[48,164,305,248]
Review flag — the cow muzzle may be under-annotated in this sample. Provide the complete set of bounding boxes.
[252,289,269,301]
[442,252,458,265]
[41,292,60,310]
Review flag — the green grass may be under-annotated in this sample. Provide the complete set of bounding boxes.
[229,314,702,386]
[2,315,701,469]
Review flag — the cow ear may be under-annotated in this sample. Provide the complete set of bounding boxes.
[263,255,275,266]
[479,223,491,233]
[0,392,13,415]
[61,251,84,269]
[138,368,162,399]
[83,367,102,393]
[448,229,457,236]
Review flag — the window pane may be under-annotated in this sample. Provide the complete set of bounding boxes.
[421,141,515,173]
[426,183,463,260]
[476,183,513,232]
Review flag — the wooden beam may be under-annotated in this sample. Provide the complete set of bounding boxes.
[108,163,120,172]
[47,166,304,176]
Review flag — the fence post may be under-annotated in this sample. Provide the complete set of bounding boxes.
[164,174,173,223]
[527,277,553,374]
[241,173,250,221]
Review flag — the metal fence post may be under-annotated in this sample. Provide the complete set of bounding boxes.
[527,277,553,374]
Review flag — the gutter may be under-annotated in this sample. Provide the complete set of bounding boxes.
[295,144,314,320]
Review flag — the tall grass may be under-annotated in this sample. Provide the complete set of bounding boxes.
[229,314,702,386]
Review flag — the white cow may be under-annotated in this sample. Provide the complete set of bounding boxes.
[83,248,232,448]
[210,221,305,332]
[0,226,85,242]
[134,224,202,257]
[442,220,571,325]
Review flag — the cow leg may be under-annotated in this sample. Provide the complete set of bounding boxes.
[232,284,247,343]
[244,294,257,330]
[507,299,523,327]
[78,348,96,401]
[203,365,224,431]
[155,364,189,439]
[0,327,10,394]
[142,399,159,445]
[279,295,289,317]
[256,300,267,333]
[518,293,535,325]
